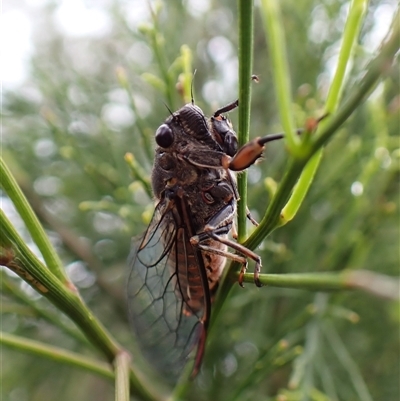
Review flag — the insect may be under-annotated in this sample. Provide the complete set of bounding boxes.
[127,98,290,382]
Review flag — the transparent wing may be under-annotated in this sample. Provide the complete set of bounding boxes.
[127,199,207,382]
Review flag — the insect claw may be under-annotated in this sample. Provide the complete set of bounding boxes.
[238,262,248,287]
[254,264,263,287]
[246,208,259,226]
[254,276,263,287]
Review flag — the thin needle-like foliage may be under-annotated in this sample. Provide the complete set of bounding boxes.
[2,2,399,401]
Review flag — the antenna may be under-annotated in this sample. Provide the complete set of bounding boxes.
[163,102,174,117]
[213,99,239,117]
[191,69,197,104]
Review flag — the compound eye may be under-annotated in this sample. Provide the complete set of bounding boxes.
[225,134,238,156]
[155,124,174,148]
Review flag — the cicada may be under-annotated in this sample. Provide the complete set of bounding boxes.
[127,99,288,382]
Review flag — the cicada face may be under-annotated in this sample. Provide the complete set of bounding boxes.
[128,103,239,382]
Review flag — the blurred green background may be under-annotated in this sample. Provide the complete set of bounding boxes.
[2,1,399,400]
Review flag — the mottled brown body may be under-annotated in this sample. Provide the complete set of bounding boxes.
[150,104,239,315]
[128,100,271,382]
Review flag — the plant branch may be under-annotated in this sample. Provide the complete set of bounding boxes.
[0,156,69,284]
[1,331,114,380]
[322,321,373,401]
[213,16,399,323]
[212,8,399,327]
[115,351,131,401]
[309,9,400,155]
[239,270,399,300]
[260,0,299,153]
[125,152,153,198]
[0,210,161,401]
[237,0,254,242]
[15,177,127,313]
[245,11,400,251]
[116,66,153,161]
[1,271,88,344]
[1,209,120,358]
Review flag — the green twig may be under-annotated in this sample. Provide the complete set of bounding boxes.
[322,321,373,401]
[0,210,160,401]
[125,152,153,198]
[310,9,399,155]
[179,44,193,104]
[1,331,114,380]
[147,2,175,109]
[239,270,399,300]
[12,181,127,312]
[325,0,369,113]
[244,13,400,251]
[237,0,254,242]
[280,0,368,224]
[1,271,88,344]
[0,156,69,284]
[115,351,131,401]
[279,151,322,224]
[289,293,327,391]
[1,210,120,358]
[260,0,299,154]
[116,67,153,161]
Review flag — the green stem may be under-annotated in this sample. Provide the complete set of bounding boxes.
[280,151,322,224]
[0,156,69,284]
[180,44,193,104]
[237,0,254,242]
[148,5,175,109]
[1,331,114,380]
[124,152,153,198]
[1,271,88,344]
[239,270,399,299]
[115,351,131,401]
[1,209,120,358]
[281,0,368,224]
[325,0,369,113]
[322,321,373,401]
[260,0,299,154]
[244,158,303,249]
[245,12,400,250]
[310,9,400,155]
[0,210,160,401]
[116,67,153,161]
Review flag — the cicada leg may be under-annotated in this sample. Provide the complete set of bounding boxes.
[246,207,259,227]
[191,223,262,288]
[229,114,327,172]
[205,231,262,288]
